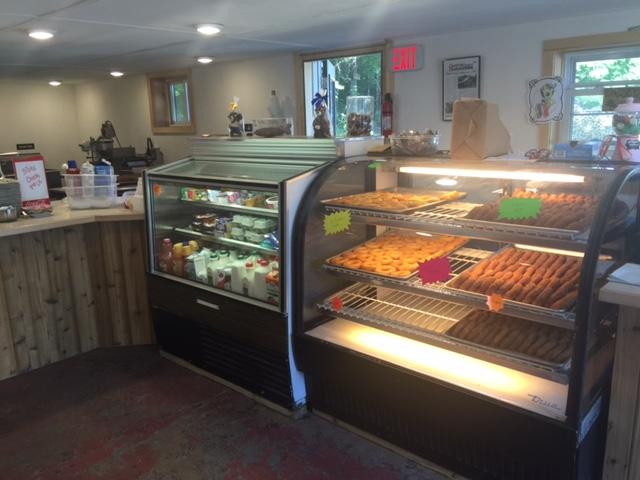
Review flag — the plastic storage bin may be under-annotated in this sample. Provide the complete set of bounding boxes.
[252,118,293,137]
[390,133,440,156]
[62,174,118,209]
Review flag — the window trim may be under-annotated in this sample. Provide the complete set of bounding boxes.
[560,45,640,142]
[147,69,196,135]
[539,30,640,148]
[294,42,393,136]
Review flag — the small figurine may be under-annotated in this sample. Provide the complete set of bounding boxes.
[228,97,244,137]
[311,90,332,138]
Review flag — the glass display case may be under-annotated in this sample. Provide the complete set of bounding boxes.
[144,137,342,409]
[293,157,640,479]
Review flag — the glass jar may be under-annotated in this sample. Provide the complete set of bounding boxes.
[612,97,640,136]
[346,95,374,137]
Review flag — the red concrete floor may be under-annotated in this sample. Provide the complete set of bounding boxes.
[0,346,447,480]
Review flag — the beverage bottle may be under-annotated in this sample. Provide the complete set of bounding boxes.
[80,160,95,196]
[230,253,249,294]
[172,248,184,277]
[66,160,81,196]
[158,238,173,273]
[206,253,220,285]
[243,260,255,296]
[265,268,280,306]
[253,259,271,301]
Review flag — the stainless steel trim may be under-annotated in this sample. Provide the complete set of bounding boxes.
[196,299,220,310]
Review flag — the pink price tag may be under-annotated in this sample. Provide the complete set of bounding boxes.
[418,257,452,285]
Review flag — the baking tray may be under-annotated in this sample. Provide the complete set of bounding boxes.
[321,187,467,214]
[444,246,580,316]
[443,311,572,370]
[325,231,468,281]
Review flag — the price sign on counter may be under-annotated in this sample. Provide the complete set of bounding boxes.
[324,210,351,236]
[12,155,51,210]
[498,198,542,220]
[368,161,384,169]
[418,257,452,285]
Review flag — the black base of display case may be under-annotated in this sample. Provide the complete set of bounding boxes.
[296,333,607,480]
[149,275,296,409]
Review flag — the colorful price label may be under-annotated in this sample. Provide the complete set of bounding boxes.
[324,210,351,236]
[486,293,505,312]
[331,296,344,312]
[498,198,542,220]
[368,161,384,169]
[418,257,452,285]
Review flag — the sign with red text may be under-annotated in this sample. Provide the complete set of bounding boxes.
[13,155,51,210]
[392,44,424,72]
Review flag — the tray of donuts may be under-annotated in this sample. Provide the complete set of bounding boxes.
[446,246,582,313]
[445,310,573,368]
[321,188,467,214]
[326,232,469,280]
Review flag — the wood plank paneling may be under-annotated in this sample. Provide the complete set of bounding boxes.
[0,220,152,382]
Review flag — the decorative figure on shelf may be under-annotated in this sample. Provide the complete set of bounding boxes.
[311,90,332,138]
[228,96,244,137]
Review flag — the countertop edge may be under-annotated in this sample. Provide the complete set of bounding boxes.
[0,203,144,238]
[600,281,640,309]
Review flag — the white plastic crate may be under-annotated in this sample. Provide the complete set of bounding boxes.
[62,174,118,209]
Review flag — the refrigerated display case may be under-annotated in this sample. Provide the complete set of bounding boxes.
[293,157,640,479]
[144,137,356,409]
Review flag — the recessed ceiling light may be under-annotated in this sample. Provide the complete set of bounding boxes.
[197,56,214,64]
[48,80,61,86]
[110,71,124,77]
[195,24,222,36]
[29,30,54,40]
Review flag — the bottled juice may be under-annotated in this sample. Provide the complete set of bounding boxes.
[230,253,249,294]
[266,269,280,306]
[159,238,173,273]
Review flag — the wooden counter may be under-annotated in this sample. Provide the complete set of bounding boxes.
[0,202,152,381]
[600,279,640,480]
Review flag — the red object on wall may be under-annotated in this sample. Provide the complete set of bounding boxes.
[382,93,393,139]
[392,45,420,72]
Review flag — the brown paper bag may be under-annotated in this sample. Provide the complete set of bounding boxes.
[450,99,511,161]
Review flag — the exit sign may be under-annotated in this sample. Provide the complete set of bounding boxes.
[392,44,423,72]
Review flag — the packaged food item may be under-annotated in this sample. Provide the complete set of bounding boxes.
[245,230,264,244]
[253,218,276,234]
[266,268,280,306]
[231,226,245,241]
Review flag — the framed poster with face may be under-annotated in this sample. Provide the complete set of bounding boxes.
[12,155,51,210]
[442,56,481,121]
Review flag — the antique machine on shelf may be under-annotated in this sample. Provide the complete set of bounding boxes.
[292,157,640,479]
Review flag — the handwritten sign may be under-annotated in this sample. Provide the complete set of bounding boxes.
[486,293,505,312]
[498,198,542,221]
[324,210,351,236]
[12,155,51,210]
[418,257,452,284]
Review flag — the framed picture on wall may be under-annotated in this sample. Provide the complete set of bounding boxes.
[442,56,481,121]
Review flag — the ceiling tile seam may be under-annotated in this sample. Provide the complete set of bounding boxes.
[0,0,103,32]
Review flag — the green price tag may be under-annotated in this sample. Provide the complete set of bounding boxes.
[324,210,351,236]
[498,198,543,220]
[368,161,383,169]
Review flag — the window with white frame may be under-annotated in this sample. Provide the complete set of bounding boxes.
[562,46,640,143]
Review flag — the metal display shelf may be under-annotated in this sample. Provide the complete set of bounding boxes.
[318,283,570,383]
[173,227,279,256]
[181,198,279,217]
[324,202,588,250]
[323,247,576,330]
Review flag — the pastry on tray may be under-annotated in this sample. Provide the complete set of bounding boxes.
[328,233,468,278]
[465,189,597,231]
[448,247,582,311]
[328,190,464,211]
[446,310,573,364]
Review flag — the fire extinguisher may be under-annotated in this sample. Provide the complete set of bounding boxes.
[382,93,393,141]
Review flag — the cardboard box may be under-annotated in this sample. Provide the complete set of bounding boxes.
[450,99,511,161]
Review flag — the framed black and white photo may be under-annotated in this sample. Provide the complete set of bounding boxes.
[442,56,481,121]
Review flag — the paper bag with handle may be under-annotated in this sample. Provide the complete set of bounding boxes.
[450,99,511,161]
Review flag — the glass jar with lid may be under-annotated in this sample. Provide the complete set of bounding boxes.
[346,95,374,137]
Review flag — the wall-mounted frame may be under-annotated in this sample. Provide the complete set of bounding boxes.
[147,69,196,135]
[442,56,481,121]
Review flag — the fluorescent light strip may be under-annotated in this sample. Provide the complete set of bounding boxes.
[514,244,585,258]
[399,166,585,184]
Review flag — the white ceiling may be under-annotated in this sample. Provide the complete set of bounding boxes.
[0,0,638,83]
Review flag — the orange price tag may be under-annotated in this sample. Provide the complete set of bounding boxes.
[486,293,504,312]
[331,296,344,312]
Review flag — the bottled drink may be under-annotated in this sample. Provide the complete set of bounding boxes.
[159,238,173,273]
[253,259,271,301]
